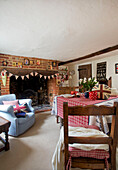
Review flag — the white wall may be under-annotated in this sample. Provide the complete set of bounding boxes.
[68,54,118,89]
[0,0,118,61]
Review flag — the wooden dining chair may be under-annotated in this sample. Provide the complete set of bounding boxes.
[63,102,118,170]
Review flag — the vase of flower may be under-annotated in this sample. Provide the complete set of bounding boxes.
[79,77,98,93]
[84,91,89,98]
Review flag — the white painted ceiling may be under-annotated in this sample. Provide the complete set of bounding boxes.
[0,0,118,62]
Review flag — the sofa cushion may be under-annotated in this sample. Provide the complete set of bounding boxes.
[0,94,16,104]
[13,103,28,113]
[3,100,19,105]
[15,112,26,118]
[18,112,35,124]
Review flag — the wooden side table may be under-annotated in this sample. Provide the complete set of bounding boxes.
[0,117,11,152]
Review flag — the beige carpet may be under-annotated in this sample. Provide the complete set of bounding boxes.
[0,112,118,170]
[0,111,60,170]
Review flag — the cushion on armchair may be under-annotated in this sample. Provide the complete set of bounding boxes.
[0,94,35,136]
[15,112,26,118]
[3,100,19,105]
[13,103,28,113]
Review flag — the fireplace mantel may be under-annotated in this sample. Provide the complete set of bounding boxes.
[0,66,58,76]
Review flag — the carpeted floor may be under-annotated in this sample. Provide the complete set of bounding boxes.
[0,111,60,170]
[0,112,118,170]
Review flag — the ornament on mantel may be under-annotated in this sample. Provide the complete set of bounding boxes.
[1,70,7,86]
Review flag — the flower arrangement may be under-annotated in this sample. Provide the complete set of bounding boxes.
[79,77,98,92]
[56,71,70,82]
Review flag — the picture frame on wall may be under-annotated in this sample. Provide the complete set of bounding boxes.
[24,59,30,65]
[30,60,34,65]
[52,61,57,67]
[2,60,8,66]
[37,60,40,65]
[18,62,23,68]
[12,62,17,67]
[115,63,118,74]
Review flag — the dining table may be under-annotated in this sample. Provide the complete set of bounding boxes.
[54,95,118,129]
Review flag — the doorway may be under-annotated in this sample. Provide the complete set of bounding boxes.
[78,64,92,80]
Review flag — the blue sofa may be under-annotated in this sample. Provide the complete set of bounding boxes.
[0,94,35,136]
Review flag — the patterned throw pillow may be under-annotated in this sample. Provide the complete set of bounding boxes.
[92,84,111,99]
[13,103,28,113]
[15,112,26,118]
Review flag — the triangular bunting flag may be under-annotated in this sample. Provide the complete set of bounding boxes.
[30,72,34,76]
[21,76,24,80]
[35,72,38,76]
[40,74,42,78]
[26,75,29,79]
[44,76,46,79]
[48,76,50,79]
[52,75,54,78]
[9,73,13,77]
[15,75,19,79]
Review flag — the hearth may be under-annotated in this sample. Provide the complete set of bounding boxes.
[10,75,49,106]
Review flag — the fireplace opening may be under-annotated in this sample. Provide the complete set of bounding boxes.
[10,75,50,106]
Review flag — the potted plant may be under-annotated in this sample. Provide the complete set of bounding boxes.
[79,77,98,98]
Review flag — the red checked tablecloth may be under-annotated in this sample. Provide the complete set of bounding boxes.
[57,96,117,126]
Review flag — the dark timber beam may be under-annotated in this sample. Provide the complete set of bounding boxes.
[58,44,118,66]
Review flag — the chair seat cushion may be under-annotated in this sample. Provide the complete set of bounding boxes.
[69,146,110,159]
[70,124,100,131]
[18,112,35,124]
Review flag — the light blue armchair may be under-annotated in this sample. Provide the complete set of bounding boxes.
[0,94,35,136]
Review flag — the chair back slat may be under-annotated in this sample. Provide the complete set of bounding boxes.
[68,105,115,116]
[63,101,118,170]
[69,136,112,145]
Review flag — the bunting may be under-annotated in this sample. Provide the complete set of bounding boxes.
[30,72,34,76]
[0,70,57,81]
[40,74,42,78]
[21,76,24,80]
[15,75,19,79]
[35,72,38,76]
[26,75,29,79]
[9,73,13,77]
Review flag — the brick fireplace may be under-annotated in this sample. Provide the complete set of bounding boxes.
[0,54,59,106]
[0,74,59,106]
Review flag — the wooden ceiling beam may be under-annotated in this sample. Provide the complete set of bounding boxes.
[58,44,118,66]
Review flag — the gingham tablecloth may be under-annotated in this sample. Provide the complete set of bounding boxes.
[57,96,118,126]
